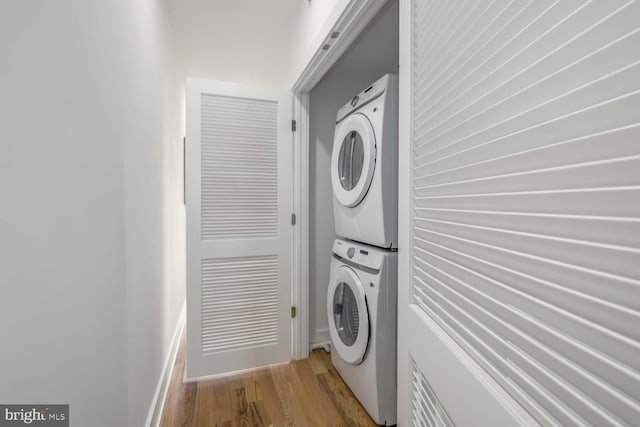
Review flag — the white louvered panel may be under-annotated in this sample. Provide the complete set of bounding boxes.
[411,359,456,427]
[201,256,279,354]
[412,0,640,426]
[201,94,278,239]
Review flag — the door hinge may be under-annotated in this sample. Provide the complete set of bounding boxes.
[291,213,296,226]
[292,119,297,132]
[291,306,297,318]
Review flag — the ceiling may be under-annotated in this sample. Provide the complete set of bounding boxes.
[165,0,340,87]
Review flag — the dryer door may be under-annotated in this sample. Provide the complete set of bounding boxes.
[327,265,369,364]
[331,113,376,207]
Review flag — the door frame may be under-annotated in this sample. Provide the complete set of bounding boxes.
[290,0,388,360]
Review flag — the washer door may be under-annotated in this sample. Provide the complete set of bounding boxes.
[331,113,376,207]
[327,266,369,364]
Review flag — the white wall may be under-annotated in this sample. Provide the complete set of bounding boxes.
[0,1,185,426]
[165,0,345,88]
[308,0,398,345]
[288,0,347,87]
[121,1,186,426]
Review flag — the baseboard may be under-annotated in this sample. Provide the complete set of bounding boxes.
[310,327,330,347]
[145,301,186,427]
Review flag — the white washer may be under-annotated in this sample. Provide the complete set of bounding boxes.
[327,238,397,425]
[331,74,398,249]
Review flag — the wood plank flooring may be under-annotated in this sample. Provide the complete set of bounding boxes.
[160,333,378,426]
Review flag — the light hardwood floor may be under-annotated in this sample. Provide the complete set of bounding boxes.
[160,333,378,426]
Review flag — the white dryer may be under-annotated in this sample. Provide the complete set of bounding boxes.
[327,238,397,425]
[332,74,398,249]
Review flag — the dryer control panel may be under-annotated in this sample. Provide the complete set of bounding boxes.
[333,239,384,271]
[335,74,391,123]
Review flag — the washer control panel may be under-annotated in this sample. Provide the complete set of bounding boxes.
[347,247,356,258]
[333,239,384,271]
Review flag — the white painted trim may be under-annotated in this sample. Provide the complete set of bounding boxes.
[408,308,538,426]
[310,328,330,347]
[288,0,350,89]
[292,93,310,360]
[396,0,412,425]
[311,342,332,353]
[291,0,388,93]
[145,301,186,427]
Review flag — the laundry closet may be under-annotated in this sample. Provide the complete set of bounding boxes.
[307,0,398,351]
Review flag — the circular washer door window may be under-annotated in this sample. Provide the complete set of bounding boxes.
[327,266,369,364]
[331,113,376,207]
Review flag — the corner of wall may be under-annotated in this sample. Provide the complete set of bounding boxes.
[144,301,186,427]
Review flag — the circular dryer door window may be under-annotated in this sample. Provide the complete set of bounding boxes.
[327,266,369,365]
[331,113,376,207]
[337,131,364,191]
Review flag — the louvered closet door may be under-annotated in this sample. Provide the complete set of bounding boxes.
[399,0,640,426]
[185,79,292,377]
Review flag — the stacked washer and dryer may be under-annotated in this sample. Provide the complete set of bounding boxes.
[327,74,399,426]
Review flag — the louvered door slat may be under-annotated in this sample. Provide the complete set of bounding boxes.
[411,359,456,427]
[403,0,640,426]
[186,79,292,378]
[200,94,278,240]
